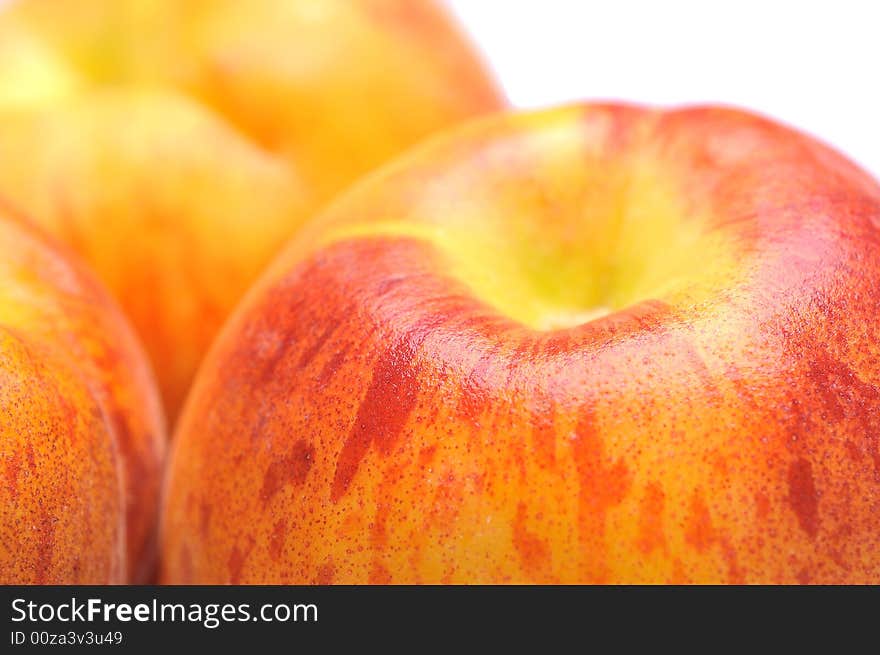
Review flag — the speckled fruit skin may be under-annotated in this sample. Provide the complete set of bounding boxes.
[161,104,880,584]
[0,209,165,584]
[0,0,503,422]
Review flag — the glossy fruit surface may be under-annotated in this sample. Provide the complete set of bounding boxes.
[162,105,880,583]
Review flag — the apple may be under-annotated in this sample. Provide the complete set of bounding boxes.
[0,0,503,421]
[0,209,165,584]
[161,104,880,583]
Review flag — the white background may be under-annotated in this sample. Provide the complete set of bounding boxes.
[448,0,880,177]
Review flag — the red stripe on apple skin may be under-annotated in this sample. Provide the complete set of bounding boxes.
[684,491,715,554]
[199,501,211,540]
[369,561,393,585]
[315,560,335,585]
[3,448,22,501]
[162,104,880,584]
[226,537,256,586]
[34,509,57,586]
[260,439,315,506]
[787,459,819,539]
[571,407,633,584]
[331,314,442,502]
[512,502,553,581]
[268,519,287,562]
[636,482,667,556]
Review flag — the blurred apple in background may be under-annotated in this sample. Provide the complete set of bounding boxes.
[0,0,503,422]
[0,210,164,583]
[161,103,880,583]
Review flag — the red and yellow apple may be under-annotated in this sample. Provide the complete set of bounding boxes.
[0,0,503,421]
[0,209,165,584]
[161,103,880,584]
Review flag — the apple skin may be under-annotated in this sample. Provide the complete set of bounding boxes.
[160,104,880,583]
[0,0,503,421]
[0,91,304,426]
[0,210,165,584]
